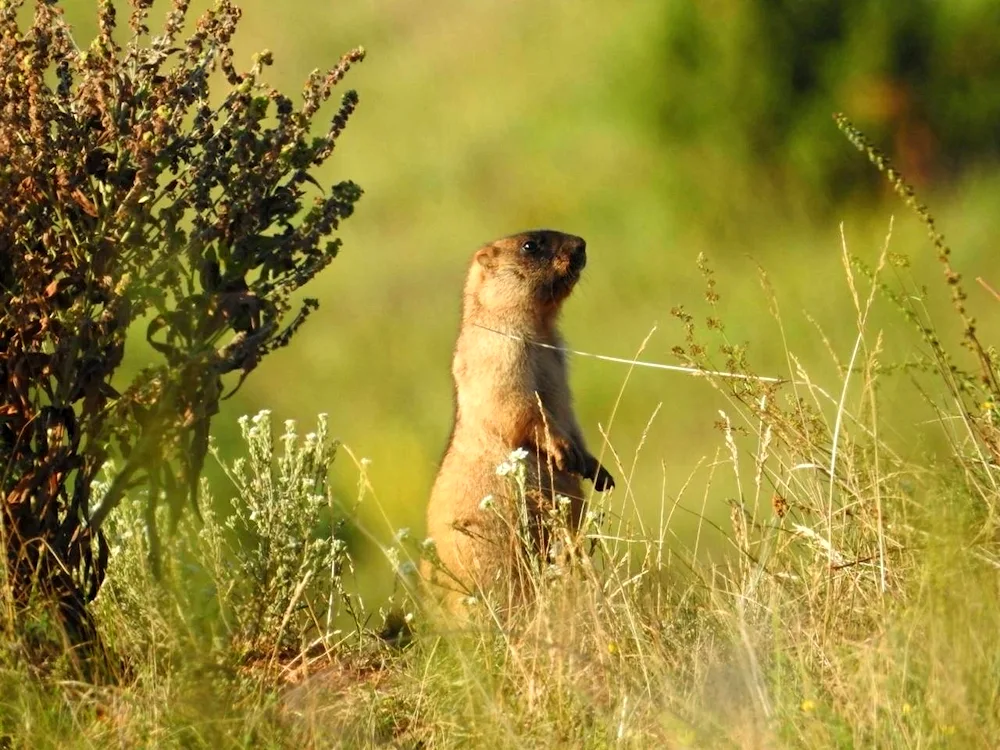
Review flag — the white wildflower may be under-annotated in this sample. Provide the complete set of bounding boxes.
[397,561,417,577]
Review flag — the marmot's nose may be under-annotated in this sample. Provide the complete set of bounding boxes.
[569,237,587,272]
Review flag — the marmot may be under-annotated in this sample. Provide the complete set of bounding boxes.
[424,229,615,609]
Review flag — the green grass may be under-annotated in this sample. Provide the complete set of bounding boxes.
[5,1,1000,746]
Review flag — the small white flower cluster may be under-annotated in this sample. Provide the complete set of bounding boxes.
[385,541,418,579]
[496,447,529,477]
[397,561,417,577]
[236,409,272,442]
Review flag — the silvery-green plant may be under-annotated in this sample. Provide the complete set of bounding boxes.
[95,468,228,663]
[214,410,350,658]
[97,411,356,666]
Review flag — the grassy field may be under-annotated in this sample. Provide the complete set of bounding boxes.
[4,215,998,746]
[4,0,1000,746]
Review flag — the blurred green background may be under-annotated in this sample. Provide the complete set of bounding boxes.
[60,0,1000,602]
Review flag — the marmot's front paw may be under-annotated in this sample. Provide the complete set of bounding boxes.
[581,454,615,491]
[592,464,615,492]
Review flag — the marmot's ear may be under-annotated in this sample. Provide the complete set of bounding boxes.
[475,246,498,270]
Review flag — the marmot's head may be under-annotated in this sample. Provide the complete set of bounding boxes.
[468,230,587,318]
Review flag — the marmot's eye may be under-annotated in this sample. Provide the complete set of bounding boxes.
[520,239,541,256]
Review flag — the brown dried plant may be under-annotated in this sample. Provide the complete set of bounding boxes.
[0,0,363,655]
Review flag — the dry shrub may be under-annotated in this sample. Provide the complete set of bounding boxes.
[0,0,363,660]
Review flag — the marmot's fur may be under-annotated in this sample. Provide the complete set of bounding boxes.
[424,229,614,608]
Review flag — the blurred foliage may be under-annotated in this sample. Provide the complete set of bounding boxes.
[658,0,1000,210]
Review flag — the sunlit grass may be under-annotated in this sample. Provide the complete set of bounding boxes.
[5,211,998,746]
[5,2,998,745]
